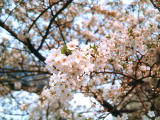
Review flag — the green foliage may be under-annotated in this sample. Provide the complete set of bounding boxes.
[106,34,111,39]
[122,63,128,69]
[90,43,98,55]
[146,43,152,48]
[61,45,72,56]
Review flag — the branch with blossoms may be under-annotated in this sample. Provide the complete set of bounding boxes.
[0,0,74,94]
[0,0,160,119]
[37,0,73,51]
[27,1,60,33]
[150,0,160,12]
[44,32,160,117]
[93,51,160,115]
[0,19,46,62]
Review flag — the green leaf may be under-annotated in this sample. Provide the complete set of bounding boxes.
[93,43,97,51]
[61,45,72,56]
[123,63,127,68]
[128,29,133,34]
[66,49,72,56]
[150,24,153,28]
[106,34,111,39]
[61,45,68,54]
[146,43,151,48]
[90,43,98,55]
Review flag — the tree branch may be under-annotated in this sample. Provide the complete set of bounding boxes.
[0,20,26,44]
[37,0,73,51]
[0,20,46,62]
[27,1,60,33]
[150,0,160,12]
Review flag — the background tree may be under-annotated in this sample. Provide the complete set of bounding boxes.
[0,0,159,119]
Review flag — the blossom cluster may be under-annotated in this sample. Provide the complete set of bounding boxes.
[43,1,160,119]
[46,40,94,77]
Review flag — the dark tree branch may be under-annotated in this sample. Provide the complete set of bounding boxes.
[3,3,19,24]
[26,38,46,62]
[92,92,120,116]
[0,67,49,74]
[27,1,60,33]
[0,19,46,62]
[150,0,160,12]
[35,23,51,50]
[94,71,136,80]
[53,17,66,44]
[37,0,73,51]
[0,20,26,44]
